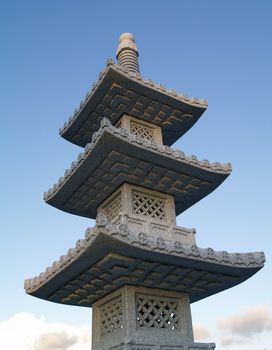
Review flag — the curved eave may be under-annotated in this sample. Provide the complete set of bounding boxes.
[25,222,265,307]
[59,62,208,147]
[45,121,231,219]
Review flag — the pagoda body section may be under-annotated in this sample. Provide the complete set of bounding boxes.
[25,33,265,350]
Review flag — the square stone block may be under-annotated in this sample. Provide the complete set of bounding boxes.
[115,114,163,145]
[97,183,196,244]
[92,286,215,350]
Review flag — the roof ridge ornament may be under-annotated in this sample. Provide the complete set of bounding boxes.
[116,32,140,74]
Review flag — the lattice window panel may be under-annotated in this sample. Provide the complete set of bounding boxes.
[100,296,123,336]
[102,193,122,222]
[132,191,166,220]
[130,120,154,141]
[136,294,179,330]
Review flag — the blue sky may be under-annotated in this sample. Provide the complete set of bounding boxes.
[1,1,272,349]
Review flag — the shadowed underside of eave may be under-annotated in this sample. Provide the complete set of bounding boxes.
[25,226,265,308]
[45,122,231,219]
[59,63,208,148]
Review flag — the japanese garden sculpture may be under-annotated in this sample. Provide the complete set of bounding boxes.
[25,33,265,350]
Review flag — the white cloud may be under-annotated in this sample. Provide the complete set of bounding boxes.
[220,335,244,347]
[193,324,210,340]
[0,313,90,350]
[218,304,272,337]
[34,330,77,350]
[218,304,272,347]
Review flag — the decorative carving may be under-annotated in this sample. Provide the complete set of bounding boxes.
[130,120,154,141]
[138,232,149,246]
[118,223,129,237]
[97,183,180,240]
[96,213,109,227]
[136,294,179,329]
[132,190,166,221]
[101,192,122,222]
[100,295,123,336]
[156,237,166,250]
[191,245,200,257]
[174,241,184,253]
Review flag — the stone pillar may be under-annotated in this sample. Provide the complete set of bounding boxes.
[92,285,215,350]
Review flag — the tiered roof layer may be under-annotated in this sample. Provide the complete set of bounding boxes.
[60,60,208,147]
[46,118,231,218]
[25,216,265,307]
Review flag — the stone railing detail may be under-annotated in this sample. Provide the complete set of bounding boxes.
[104,212,195,244]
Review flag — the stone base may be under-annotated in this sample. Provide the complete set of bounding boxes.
[92,286,215,350]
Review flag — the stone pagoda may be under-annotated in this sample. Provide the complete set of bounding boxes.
[25,33,265,350]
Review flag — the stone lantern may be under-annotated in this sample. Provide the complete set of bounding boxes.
[25,33,265,350]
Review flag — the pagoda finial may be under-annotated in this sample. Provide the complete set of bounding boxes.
[116,32,140,74]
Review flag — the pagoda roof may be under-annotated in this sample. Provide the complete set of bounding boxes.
[45,118,231,219]
[59,60,208,147]
[24,215,265,307]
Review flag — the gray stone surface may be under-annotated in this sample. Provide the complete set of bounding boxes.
[96,183,196,243]
[116,114,163,145]
[45,118,231,219]
[24,215,265,307]
[92,285,215,350]
[59,60,208,147]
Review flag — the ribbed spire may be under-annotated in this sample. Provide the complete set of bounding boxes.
[116,33,140,74]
